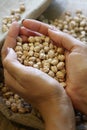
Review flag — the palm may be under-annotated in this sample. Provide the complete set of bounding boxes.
[65,45,87,111]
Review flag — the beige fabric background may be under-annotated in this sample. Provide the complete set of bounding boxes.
[0,0,51,44]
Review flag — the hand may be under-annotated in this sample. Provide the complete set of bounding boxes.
[1,22,75,130]
[21,19,87,115]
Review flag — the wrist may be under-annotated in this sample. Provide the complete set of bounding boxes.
[38,94,75,130]
[66,87,87,115]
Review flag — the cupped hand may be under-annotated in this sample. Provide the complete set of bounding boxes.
[1,21,76,129]
[1,22,74,116]
[21,19,87,114]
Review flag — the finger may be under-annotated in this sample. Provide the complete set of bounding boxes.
[4,69,26,96]
[20,35,28,42]
[20,27,42,37]
[22,19,53,35]
[48,29,83,51]
[1,22,20,61]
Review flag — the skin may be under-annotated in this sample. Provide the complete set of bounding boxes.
[2,19,87,130]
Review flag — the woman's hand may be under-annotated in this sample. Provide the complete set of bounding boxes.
[1,22,75,130]
[21,19,87,115]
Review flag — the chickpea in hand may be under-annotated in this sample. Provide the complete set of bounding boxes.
[1,22,75,130]
[21,19,87,115]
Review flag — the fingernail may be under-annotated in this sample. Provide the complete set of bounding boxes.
[22,19,25,24]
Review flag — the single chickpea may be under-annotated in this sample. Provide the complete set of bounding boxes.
[28,50,34,57]
[42,62,50,68]
[43,67,49,73]
[28,61,33,66]
[48,70,55,78]
[34,42,40,46]
[29,57,36,62]
[44,46,49,53]
[48,50,54,58]
[60,82,66,88]
[33,64,39,69]
[36,58,41,62]
[37,62,42,68]
[51,66,57,73]
[29,46,34,51]
[47,58,52,64]
[43,42,49,47]
[14,94,20,100]
[34,46,41,52]
[28,36,35,43]
[23,44,29,51]
[11,103,18,113]
[20,4,25,12]
[24,60,29,66]
[39,53,46,60]
[45,36,50,43]
[57,62,65,70]
[15,46,23,52]
[51,59,58,65]
[56,71,65,79]
[16,42,22,46]
[57,47,64,54]
[58,54,65,61]
[16,51,23,58]
[21,55,27,60]
[35,36,42,42]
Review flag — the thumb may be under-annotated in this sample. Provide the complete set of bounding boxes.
[4,47,17,62]
[3,48,24,80]
[48,29,82,51]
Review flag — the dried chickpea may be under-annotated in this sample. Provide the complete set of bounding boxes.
[51,59,58,65]
[34,46,41,52]
[28,36,35,43]
[16,51,23,57]
[11,103,18,113]
[28,61,33,66]
[57,62,65,70]
[44,46,49,52]
[33,64,39,69]
[48,70,55,77]
[48,50,54,58]
[56,71,65,79]
[20,4,25,12]
[23,44,29,51]
[39,53,46,60]
[43,67,49,73]
[15,46,23,52]
[60,82,66,88]
[57,47,64,54]
[51,66,57,73]
[58,54,65,61]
